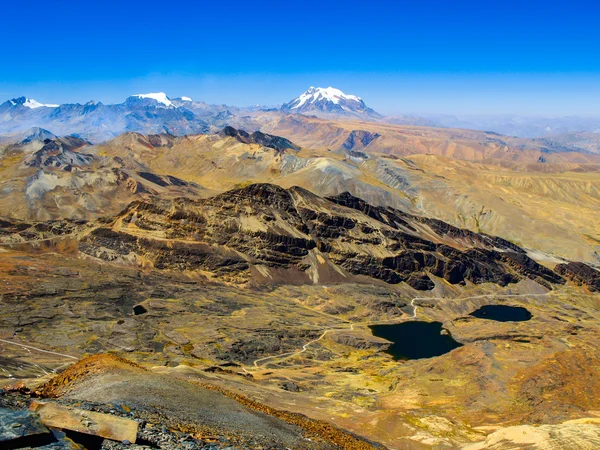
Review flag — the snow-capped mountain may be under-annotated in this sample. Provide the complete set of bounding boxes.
[0,93,212,143]
[0,91,267,143]
[128,92,173,107]
[4,97,59,109]
[281,87,381,118]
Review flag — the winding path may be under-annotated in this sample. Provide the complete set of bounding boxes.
[252,323,354,368]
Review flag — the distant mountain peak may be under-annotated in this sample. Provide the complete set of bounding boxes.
[180,96,193,102]
[293,86,361,109]
[21,127,57,143]
[130,92,173,107]
[282,86,380,118]
[9,97,59,109]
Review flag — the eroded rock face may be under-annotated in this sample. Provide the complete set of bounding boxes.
[3,183,563,291]
[0,218,88,242]
[555,262,600,292]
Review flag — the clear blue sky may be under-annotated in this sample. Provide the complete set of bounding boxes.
[2,0,599,115]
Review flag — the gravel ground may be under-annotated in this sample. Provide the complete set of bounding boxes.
[0,390,318,449]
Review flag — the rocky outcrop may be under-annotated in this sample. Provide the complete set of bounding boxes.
[341,130,381,152]
[555,262,600,292]
[79,228,250,273]
[500,251,565,287]
[31,401,139,443]
[0,407,51,445]
[23,138,92,169]
[219,126,300,153]
[0,218,88,243]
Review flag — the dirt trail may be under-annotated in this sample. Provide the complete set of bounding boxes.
[0,338,79,360]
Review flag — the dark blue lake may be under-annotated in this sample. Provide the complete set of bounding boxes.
[469,305,532,322]
[369,321,463,360]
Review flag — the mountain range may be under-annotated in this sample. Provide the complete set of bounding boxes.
[2,88,599,153]
[2,87,383,144]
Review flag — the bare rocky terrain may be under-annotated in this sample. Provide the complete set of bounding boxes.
[0,120,599,449]
[0,179,599,448]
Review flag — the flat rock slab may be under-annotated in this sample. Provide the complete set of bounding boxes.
[164,329,190,345]
[31,402,138,443]
[0,407,49,442]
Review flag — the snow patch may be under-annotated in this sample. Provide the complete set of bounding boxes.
[181,96,193,102]
[132,92,173,107]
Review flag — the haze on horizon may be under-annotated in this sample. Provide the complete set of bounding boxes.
[2,0,599,117]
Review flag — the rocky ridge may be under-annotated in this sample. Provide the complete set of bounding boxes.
[0,183,582,291]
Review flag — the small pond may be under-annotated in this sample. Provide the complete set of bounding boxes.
[469,305,532,322]
[369,321,463,360]
[133,305,148,315]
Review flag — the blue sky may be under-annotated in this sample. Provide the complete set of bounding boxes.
[2,0,599,115]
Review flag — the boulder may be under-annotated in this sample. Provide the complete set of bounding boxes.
[30,402,138,443]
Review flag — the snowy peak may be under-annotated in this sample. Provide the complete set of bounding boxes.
[129,92,173,107]
[282,86,380,118]
[292,86,361,109]
[7,97,59,109]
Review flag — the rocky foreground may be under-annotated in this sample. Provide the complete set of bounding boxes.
[1,354,381,449]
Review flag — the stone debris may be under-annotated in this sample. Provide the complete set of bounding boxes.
[0,407,49,442]
[0,406,84,449]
